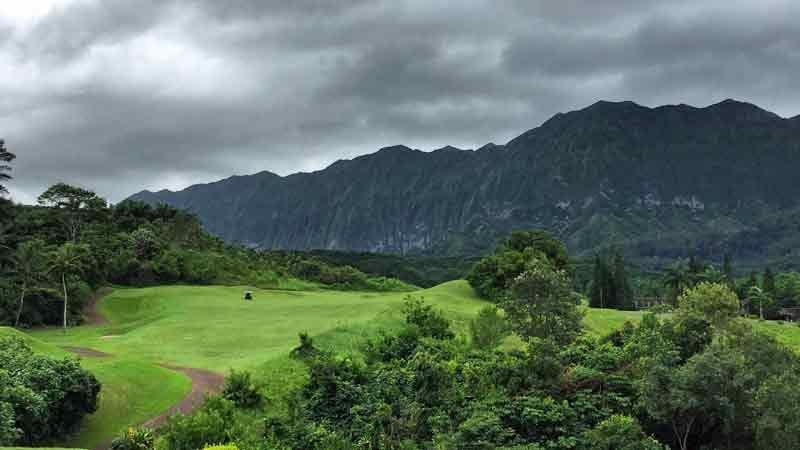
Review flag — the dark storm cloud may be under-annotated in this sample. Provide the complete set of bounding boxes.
[2,0,800,204]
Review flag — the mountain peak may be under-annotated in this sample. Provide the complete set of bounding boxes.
[377,145,415,154]
[706,98,780,121]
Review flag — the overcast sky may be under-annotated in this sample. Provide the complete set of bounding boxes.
[2,0,799,203]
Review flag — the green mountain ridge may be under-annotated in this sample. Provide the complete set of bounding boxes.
[129,99,800,267]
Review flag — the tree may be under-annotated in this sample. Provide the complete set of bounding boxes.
[468,230,569,302]
[747,286,773,320]
[722,253,734,286]
[48,243,88,332]
[585,415,667,450]
[501,230,570,272]
[589,255,611,309]
[129,227,162,260]
[762,267,776,296]
[676,282,740,328]
[11,239,47,327]
[754,373,800,450]
[641,340,754,450]
[687,255,706,279]
[37,183,107,242]
[612,250,633,310]
[469,305,510,350]
[506,257,583,345]
[0,140,14,196]
[663,260,690,302]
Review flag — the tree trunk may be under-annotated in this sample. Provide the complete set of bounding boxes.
[15,283,26,327]
[62,273,68,333]
[760,299,764,320]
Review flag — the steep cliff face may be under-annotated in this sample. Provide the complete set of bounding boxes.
[129,99,800,264]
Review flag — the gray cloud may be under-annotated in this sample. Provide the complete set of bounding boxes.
[2,0,800,203]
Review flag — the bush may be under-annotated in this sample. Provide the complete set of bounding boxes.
[0,336,101,446]
[158,397,237,450]
[202,445,239,450]
[110,427,154,450]
[403,296,454,340]
[222,370,262,409]
[469,306,510,350]
[585,415,667,450]
[0,401,19,446]
[290,332,321,359]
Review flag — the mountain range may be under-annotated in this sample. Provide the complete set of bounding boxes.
[130,99,800,267]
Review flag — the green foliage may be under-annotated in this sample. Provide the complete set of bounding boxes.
[402,296,454,340]
[157,397,242,450]
[589,250,633,310]
[506,258,583,345]
[306,249,477,288]
[284,255,415,291]
[469,305,510,350]
[37,183,107,242]
[9,239,47,327]
[222,370,262,409]
[128,228,162,260]
[0,400,19,446]
[467,230,568,302]
[584,415,666,450]
[676,282,740,328]
[0,335,101,446]
[109,427,154,450]
[289,332,321,360]
[754,373,800,450]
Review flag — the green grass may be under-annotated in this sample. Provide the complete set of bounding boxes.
[581,307,645,336]
[31,281,486,372]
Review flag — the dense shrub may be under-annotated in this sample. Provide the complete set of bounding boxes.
[584,415,666,450]
[157,397,238,450]
[0,401,18,446]
[290,332,321,360]
[0,336,101,446]
[110,427,155,450]
[222,370,262,409]
[402,296,454,340]
[469,305,510,350]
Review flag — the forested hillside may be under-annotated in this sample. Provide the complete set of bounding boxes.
[132,99,800,267]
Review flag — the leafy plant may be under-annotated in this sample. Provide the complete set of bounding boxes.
[222,370,262,409]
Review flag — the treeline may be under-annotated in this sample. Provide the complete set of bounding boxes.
[117,230,800,449]
[303,250,479,288]
[268,252,416,292]
[0,334,101,446]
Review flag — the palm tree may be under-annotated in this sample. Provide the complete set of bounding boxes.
[11,239,47,327]
[48,242,87,332]
[663,259,690,302]
[747,285,772,320]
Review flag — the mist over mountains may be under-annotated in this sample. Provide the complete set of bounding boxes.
[130,99,800,266]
